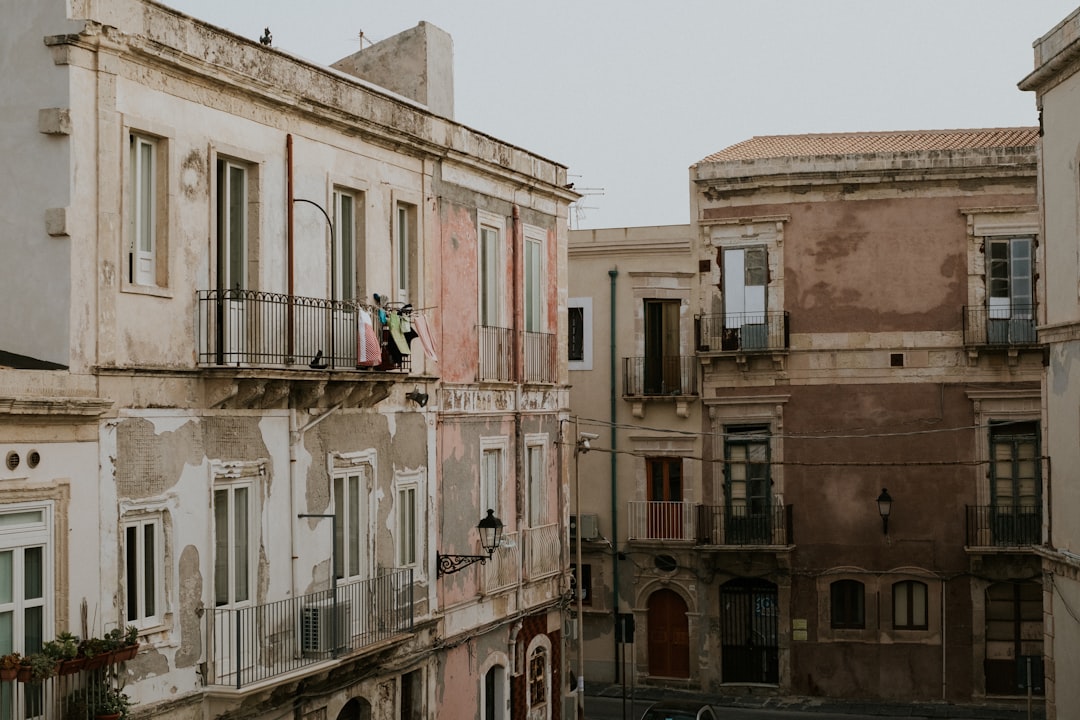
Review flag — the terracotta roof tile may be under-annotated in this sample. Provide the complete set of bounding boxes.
[700,128,1039,163]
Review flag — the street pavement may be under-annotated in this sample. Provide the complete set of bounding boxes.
[585,684,1045,720]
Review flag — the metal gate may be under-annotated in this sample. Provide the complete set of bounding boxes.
[720,578,778,684]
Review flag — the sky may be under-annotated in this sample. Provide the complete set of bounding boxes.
[162,0,1078,230]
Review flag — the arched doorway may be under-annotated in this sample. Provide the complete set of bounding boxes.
[720,577,778,683]
[337,697,372,720]
[647,588,690,678]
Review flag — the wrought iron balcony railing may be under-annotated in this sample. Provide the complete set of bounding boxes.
[622,356,698,396]
[478,325,515,382]
[962,305,1038,347]
[523,331,557,384]
[482,531,519,593]
[196,290,410,372]
[522,523,560,579]
[626,501,793,546]
[695,312,790,353]
[965,504,1041,548]
[0,652,131,720]
[205,568,414,689]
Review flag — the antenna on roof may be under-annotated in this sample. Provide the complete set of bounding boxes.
[568,176,605,229]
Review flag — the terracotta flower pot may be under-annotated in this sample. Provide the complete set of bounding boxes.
[15,666,31,683]
[83,653,111,670]
[0,667,16,682]
[113,644,138,662]
[95,713,121,720]
[57,657,86,675]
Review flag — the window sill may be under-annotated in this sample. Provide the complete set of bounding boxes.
[121,283,174,299]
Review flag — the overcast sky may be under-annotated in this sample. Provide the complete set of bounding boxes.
[162,0,1077,229]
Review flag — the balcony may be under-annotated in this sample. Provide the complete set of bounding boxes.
[965,505,1041,549]
[695,312,789,354]
[626,501,793,547]
[0,654,132,720]
[523,331,557,384]
[478,325,515,382]
[522,523,561,579]
[205,569,414,689]
[483,531,520,593]
[963,305,1038,348]
[196,290,411,372]
[622,356,698,397]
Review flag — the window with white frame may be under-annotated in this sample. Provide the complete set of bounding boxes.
[334,465,372,580]
[568,298,592,370]
[524,226,545,333]
[334,188,364,303]
[396,474,421,568]
[480,437,508,518]
[0,504,53,656]
[123,513,163,627]
[216,158,251,293]
[129,133,165,287]
[525,436,547,527]
[395,202,418,304]
[478,211,504,328]
[213,481,253,607]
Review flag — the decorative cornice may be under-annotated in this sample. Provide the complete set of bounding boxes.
[0,396,112,417]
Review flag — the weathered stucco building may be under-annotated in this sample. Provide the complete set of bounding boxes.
[1020,9,1080,720]
[0,1,575,718]
[569,129,1045,708]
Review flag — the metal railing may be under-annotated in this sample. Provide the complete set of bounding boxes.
[626,501,697,541]
[478,325,515,382]
[205,569,414,689]
[482,531,519,593]
[625,501,793,546]
[963,305,1038,347]
[522,523,560,579]
[965,504,1041,547]
[698,504,793,546]
[695,312,789,353]
[0,655,130,720]
[196,290,410,372]
[523,331,557,384]
[622,356,698,396]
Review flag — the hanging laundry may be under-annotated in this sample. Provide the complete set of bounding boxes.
[411,313,438,361]
[357,308,382,367]
[387,311,412,356]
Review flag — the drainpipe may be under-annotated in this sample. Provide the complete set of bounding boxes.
[608,268,619,682]
[286,134,295,358]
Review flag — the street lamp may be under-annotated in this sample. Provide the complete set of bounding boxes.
[436,509,504,576]
[876,488,893,535]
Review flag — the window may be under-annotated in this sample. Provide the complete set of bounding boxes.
[524,229,544,332]
[334,468,370,580]
[724,246,768,349]
[129,133,164,287]
[568,297,592,370]
[986,236,1035,343]
[723,426,772,543]
[217,158,249,293]
[0,506,52,658]
[830,579,865,629]
[989,421,1040,544]
[525,437,546,527]
[529,646,547,707]
[395,202,418,304]
[570,563,592,606]
[642,299,681,394]
[480,438,506,517]
[893,580,928,630]
[214,483,252,606]
[124,514,162,627]
[397,482,417,567]
[333,189,362,303]
[479,216,502,328]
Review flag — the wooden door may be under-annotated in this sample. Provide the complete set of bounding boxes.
[647,589,689,678]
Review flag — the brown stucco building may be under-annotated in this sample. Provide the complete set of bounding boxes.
[570,129,1046,708]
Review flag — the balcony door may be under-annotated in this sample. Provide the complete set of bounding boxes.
[724,427,771,544]
[216,159,249,363]
[643,299,679,394]
[987,236,1034,343]
[990,422,1040,545]
[647,458,683,539]
[724,247,767,350]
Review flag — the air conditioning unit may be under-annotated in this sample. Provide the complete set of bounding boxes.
[299,599,351,655]
[569,513,599,541]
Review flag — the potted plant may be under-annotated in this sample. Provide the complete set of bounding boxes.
[91,685,131,720]
[18,651,57,683]
[80,635,112,670]
[0,652,20,681]
[44,632,82,675]
[113,626,139,662]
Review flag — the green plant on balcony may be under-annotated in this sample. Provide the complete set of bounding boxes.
[19,651,57,682]
[0,652,21,681]
[65,682,131,720]
[43,632,79,660]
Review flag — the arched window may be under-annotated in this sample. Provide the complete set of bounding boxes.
[830,579,865,629]
[529,646,547,706]
[893,580,928,630]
